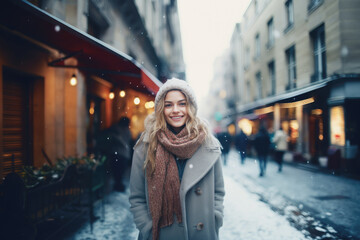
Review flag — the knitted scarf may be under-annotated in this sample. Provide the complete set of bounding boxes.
[147,127,205,240]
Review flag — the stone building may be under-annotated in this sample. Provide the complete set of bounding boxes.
[229,0,360,172]
[0,0,184,180]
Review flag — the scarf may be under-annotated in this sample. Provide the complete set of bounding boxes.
[146,127,205,240]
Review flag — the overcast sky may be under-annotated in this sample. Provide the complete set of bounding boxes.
[177,0,251,108]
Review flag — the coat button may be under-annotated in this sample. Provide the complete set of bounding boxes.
[196,222,204,230]
[195,187,202,195]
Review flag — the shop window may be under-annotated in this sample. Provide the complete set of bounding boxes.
[330,106,345,146]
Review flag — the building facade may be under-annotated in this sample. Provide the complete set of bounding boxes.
[229,0,360,172]
[0,0,184,180]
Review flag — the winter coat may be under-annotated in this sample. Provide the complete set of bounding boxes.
[272,129,288,151]
[129,132,225,240]
[253,129,271,156]
[234,131,248,151]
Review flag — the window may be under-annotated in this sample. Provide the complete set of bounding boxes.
[286,45,296,90]
[245,47,250,70]
[255,34,261,59]
[256,72,262,99]
[246,81,251,102]
[311,24,326,82]
[267,18,274,48]
[308,0,324,13]
[268,61,276,95]
[285,0,294,32]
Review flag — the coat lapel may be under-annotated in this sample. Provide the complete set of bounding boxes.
[180,144,221,194]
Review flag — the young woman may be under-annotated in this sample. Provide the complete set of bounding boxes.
[129,78,225,240]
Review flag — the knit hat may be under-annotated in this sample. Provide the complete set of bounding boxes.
[154,78,197,113]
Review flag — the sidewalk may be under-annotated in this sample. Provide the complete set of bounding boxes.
[225,149,360,239]
[63,149,360,240]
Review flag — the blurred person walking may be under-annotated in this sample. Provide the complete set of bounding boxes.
[234,129,248,164]
[253,125,271,177]
[129,78,225,240]
[216,130,232,165]
[272,126,288,172]
[97,117,133,192]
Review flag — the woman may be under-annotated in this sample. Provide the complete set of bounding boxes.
[129,78,225,240]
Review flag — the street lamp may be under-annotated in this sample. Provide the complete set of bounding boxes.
[70,74,77,86]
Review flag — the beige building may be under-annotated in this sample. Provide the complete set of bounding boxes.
[229,0,360,171]
[0,0,184,180]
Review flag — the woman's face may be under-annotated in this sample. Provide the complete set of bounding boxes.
[163,90,188,132]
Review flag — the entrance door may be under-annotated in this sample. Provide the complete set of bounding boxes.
[309,113,323,162]
[2,70,33,176]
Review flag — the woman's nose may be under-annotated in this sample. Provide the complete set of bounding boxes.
[173,104,179,112]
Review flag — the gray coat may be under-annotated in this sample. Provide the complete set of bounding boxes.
[129,134,225,240]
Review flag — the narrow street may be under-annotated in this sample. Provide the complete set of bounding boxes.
[65,150,360,240]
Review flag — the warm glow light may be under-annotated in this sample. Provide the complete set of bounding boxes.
[280,97,314,108]
[330,106,345,146]
[70,74,77,86]
[89,101,95,115]
[119,90,126,97]
[254,106,274,115]
[145,101,155,109]
[311,109,322,115]
[219,90,227,99]
[109,92,115,99]
[134,97,140,105]
[237,118,252,136]
[227,124,236,136]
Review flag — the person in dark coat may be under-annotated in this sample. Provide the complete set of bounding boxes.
[97,117,132,191]
[217,131,232,165]
[253,126,271,177]
[234,129,248,164]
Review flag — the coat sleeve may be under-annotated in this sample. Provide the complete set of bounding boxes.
[214,156,225,232]
[129,143,153,240]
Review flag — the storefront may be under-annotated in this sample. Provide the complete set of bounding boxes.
[236,75,360,173]
[0,1,163,180]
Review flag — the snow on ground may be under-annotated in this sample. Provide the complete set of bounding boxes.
[69,152,314,240]
[221,169,309,240]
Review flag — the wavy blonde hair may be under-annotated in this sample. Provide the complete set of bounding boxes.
[142,90,209,174]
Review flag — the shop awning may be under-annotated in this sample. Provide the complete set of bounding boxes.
[0,0,163,94]
[236,79,330,114]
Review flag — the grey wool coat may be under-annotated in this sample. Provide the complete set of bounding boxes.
[129,133,225,240]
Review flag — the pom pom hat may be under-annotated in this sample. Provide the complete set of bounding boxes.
[154,78,198,113]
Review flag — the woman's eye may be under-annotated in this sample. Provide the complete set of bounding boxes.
[165,104,172,108]
[180,102,186,106]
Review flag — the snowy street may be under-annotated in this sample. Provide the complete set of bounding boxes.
[66,149,360,240]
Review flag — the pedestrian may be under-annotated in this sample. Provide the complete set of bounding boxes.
[272,126,288,172]
[129,78,225,240]
[253,125,271,177]
[97,117,133,192]
[234,129,248,164]
[216,130,232,165]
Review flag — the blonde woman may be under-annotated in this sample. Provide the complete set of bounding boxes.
[129,78,225,240]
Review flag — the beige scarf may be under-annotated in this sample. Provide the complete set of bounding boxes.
[146,127,205,240]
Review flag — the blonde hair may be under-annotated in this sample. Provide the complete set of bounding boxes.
[142,90,209,174]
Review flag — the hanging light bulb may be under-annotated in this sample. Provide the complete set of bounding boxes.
[70,74,77,86]
[109,90,115,99]
[134,97,140,105]
[119,90,126,98]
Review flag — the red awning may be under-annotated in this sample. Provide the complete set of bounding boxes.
[0,0,162,94]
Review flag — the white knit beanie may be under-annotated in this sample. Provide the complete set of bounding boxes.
[154,77,198,113]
